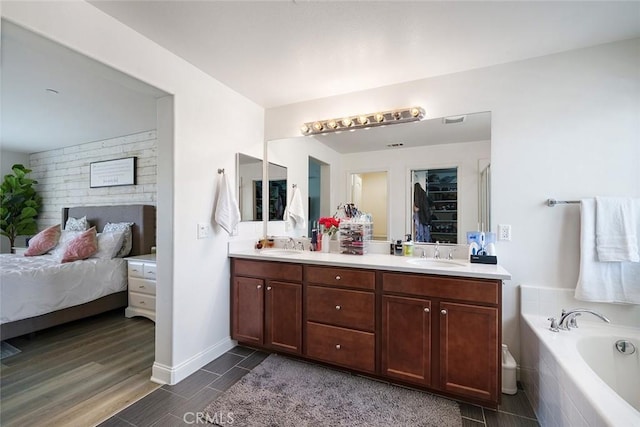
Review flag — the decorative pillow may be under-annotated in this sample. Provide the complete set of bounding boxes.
[103,222,134,257]
[24,224,61,256]
[64,216,89,231]
[61,227,98,263]
[49,230,84,260]
[91,231,126,260]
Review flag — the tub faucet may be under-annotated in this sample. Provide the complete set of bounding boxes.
[558,308,610,330]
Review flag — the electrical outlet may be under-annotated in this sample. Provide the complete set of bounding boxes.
[498,224,512,241]
[197,223,211,239]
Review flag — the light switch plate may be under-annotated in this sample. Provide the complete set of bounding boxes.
[197,223,212,239]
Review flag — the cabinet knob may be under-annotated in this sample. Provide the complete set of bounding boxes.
[335,344,341,350]
[335,305,341,310]
[267,286,272,291]
[441,309,447,315]
[335,275,341,280]
[424,307,430,313]
[140,285,145,289]
[140,301,145,305]
[257,285,262,289]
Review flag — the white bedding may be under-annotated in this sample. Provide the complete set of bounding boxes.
[0,254,127,324]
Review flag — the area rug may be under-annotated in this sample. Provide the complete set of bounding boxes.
[0,341,21,360]
[202,354,461,426]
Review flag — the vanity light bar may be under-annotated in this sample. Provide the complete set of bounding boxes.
[300,107,425,136]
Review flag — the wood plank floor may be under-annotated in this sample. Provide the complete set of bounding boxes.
[0,309,159,427]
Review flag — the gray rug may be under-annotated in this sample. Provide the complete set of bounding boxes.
[203,354,461,426]
[0,341,21,360]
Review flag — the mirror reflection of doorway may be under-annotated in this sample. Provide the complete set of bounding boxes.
[308,157,330,236]
[412,167,458,243]
[349,171,388,240]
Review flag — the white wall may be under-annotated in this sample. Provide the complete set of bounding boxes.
[266,38,640,363]
[29,130,157,229]
[0,149,31,252]
[2,1,265,384]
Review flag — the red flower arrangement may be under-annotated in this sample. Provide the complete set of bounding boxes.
[319,216,340,236]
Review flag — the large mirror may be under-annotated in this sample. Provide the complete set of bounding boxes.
[265,111,491,243]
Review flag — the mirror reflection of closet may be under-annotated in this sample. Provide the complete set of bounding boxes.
[349,171,388,240]
[412,167,458,243]
[236,153,287,221]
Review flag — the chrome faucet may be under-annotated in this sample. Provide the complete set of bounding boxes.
[284,237,295,250]
[447,247,456,260]
[433,241,441,259]
[558,308,610,330]
[294,240,304,251]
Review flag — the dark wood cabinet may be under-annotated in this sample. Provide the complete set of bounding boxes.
[231,257,502,407]
[231,260,302,355]
[382,295,432,386]
[439,301,498,402]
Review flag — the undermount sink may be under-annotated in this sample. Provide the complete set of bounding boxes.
[406,258,468,268]
[258,249,304,257]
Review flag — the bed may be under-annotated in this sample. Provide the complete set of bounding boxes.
[0,204,156,340]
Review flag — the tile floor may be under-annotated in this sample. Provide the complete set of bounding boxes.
[102,347,539,426]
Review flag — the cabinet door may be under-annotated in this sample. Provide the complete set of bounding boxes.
[439,302,498,401]
[232,277,264,346]
[382,295,431,386]
[265,281,302,354]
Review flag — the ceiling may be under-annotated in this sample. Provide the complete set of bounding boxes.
[2,1,639,154]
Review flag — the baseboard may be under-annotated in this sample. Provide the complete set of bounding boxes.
[151,336,236,385]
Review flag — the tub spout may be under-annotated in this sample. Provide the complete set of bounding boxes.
[558,308,610,330]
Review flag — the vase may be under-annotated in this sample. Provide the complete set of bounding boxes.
[321,233,330,253]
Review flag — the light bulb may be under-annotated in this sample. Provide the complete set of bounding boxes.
[410,107,421,118]
[327,120,338,129]
[357,115,368,125]
[313,122,323,131]
[300,124,310,133]
[375,113,385,123]
[342,117,353,127]
[393,111,402,120]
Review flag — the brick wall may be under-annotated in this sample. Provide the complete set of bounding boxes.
[29,130,157,229]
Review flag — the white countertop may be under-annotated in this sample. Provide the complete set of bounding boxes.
[228,249,511,281]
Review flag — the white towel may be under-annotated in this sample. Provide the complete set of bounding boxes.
[575,198,640,304]
[595,196,639,262]
[214,173,241,235]
[283,186,306,230]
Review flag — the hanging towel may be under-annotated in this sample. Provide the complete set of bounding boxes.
[214,173,241,235]
[595,197,639,262]
[575,198,640,304]
[283,186,306,230]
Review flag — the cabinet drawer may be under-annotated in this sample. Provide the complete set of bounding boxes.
[306,266,375,290]
[129,292,155,311]
[306,322,375,373]
[306,286,375,331]
[234,259,302,282]
[382,273,499,305]
[128,262,144,278]
[129,277,156,296]
[143,264,156,280]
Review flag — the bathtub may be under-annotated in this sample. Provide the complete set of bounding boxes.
[520,313,640,426]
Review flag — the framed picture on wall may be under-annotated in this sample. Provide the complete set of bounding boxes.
[90,157,136,188]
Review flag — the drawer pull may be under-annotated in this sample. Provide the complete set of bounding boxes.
[267,286,272,291]
[335,305,341,310]
[139,301,145,305]
[424,307,430,313]
[335,344,341,350]
[139,285,145,289]
[257,285,262,289]
[335,275,341,280]
[441,309,447,315]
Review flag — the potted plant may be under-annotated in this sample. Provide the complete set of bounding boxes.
[0,164,41,251]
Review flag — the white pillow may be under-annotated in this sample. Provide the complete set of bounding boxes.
[49,230,84,260]
[91,231,126,260]
[65,216,89,231]
[103,222,134,257]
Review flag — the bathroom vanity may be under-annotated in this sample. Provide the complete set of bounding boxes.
[229,250,510,408]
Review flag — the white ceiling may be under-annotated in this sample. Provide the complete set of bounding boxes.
[90,1,640,108]
[2,1,639,154]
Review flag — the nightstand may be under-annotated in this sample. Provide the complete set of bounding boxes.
[124,254,156,322]
[12,247,27,256]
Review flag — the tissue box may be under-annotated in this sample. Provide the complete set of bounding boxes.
[338,221,372,255]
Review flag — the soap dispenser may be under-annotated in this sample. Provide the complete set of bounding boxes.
[402,234,414,256]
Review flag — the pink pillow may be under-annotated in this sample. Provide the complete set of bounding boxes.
[24,224,61,256]
[61,227,98,263]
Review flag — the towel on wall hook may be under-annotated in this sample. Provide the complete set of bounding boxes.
[284,185,306,230]
[214,171,240,235]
